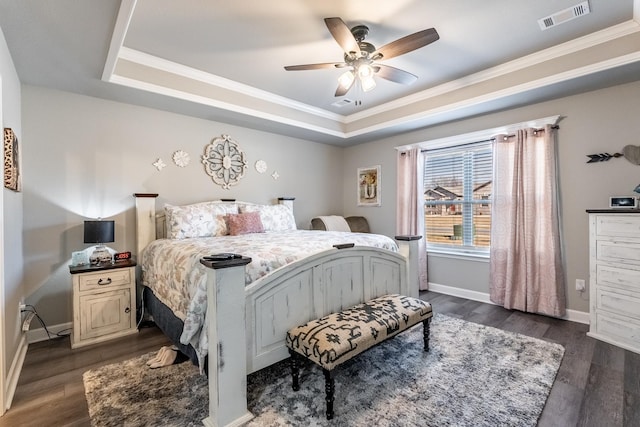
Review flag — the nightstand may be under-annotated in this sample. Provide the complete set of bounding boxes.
[69,259,138,348]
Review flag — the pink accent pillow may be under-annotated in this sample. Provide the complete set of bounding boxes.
[226,212,264,235]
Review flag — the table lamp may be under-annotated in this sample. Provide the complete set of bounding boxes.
[84,220,115,265]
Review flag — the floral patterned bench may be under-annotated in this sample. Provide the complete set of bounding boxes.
[285,294,433,419]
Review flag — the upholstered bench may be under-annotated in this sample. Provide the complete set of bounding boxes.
[285,294,433,419]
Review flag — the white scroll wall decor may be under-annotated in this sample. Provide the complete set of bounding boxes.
[202,134,247,189]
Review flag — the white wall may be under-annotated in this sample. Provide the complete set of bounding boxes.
[0,24,24,410]
[344,80,640,314]
[21,86,344,327]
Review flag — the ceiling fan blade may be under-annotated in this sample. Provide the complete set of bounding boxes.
[284,62,345,71]
[324,17,360,55]
[374,64,418,85]
[372,28,439,60]
[335,78,355,97]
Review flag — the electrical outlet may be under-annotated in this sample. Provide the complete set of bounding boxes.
[22,312,36,332]
[575,279,586,292]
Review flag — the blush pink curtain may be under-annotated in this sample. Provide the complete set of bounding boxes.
[489,126,566,317]
[397,148,428,290]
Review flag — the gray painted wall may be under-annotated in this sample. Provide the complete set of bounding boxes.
[343,80,640,314]
[1,24,23,384]
[21,86,344,327]
[17,76,640,328]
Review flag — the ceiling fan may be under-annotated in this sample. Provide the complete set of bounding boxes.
[284,17,439,97]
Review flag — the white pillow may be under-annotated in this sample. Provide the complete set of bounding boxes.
[240,204,297,231]
[165,201,238,239]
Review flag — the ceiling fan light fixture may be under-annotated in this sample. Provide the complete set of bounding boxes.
[357,63,374,79]
[338,70,355,89]
[360,75,376,92]
[285,17,440,98]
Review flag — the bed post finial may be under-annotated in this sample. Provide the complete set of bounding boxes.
[134,193,159,257]
[278,197,295,211]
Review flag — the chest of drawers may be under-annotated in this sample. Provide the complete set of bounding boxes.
[587,211,640,354]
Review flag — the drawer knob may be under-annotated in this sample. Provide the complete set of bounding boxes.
[125,307,131,313]
[98,277,112,286]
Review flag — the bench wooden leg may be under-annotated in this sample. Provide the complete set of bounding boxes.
[323,368,335,420]
[423,318,431,351]
[288,349,300,391]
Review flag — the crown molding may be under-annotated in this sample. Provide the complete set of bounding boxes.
[102,0,137,81]
[117,47,344,123]
[109,74,346,138]
[102,3,640,143]
[347,20,640,124]
[345,50,640,139]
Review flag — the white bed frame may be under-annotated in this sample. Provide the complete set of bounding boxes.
[134,194,420,427]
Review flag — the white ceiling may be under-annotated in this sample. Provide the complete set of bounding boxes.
[1,0,639,145]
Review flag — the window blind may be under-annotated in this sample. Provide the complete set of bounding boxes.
[423,140,493,252]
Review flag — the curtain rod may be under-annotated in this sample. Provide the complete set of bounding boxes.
[400,125,561,154]
[499,124,560,140]
[396,115,562,152]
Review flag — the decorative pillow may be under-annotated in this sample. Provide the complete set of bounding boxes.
[240,204,297,232]
[226,212,265,236]
[164,202,238,239]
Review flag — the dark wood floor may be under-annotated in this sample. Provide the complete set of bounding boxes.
[0,325,172,427]
[1,291,638,426]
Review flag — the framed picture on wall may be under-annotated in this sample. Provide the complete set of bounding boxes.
[357,165,381,206]
[4,128,21,192]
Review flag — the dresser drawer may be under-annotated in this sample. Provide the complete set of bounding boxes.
[77,268,133,292]
[596,288,640,321]
[596,215,640,237]
[596,264,640,293]
[596,240,640,266]
[594,311,640,349]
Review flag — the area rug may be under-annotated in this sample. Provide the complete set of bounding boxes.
[83,314,564,426]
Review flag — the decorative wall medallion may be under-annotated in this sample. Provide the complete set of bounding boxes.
[255,159,268,173]
[202,134,247,189]
[153,158,166,171]
[172,150,190,167]
[271,171,280,180]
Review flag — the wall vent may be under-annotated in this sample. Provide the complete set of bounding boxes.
[538,1,590,31]
[332,98,354,107]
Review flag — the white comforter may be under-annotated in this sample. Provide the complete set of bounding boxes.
[141,230,398,369]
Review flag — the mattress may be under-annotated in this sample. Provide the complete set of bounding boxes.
[141,229,398,368]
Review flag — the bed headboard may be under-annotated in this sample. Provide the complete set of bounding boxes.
[133,193,295,257]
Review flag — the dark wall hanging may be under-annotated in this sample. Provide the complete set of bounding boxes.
[586,145,640,164]
[3,128,21,192]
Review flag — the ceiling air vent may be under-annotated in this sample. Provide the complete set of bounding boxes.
[332,99,354,107]
[538,1,590,31]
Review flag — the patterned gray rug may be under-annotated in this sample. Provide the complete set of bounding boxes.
[83,314,564,426]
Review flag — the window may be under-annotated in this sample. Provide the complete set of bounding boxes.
[423,141,492,255]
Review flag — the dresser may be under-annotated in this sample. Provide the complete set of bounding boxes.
[69,260,137,348]
[587,210,640,354]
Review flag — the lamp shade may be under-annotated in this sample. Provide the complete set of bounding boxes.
[84,220,115,244]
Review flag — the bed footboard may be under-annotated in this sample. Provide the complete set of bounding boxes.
[244,245,409,373]
[201,244,415,427]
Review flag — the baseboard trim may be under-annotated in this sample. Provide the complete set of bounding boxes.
[26,322,73,344]
[427,282,589,325]
[5,335,28,410]
[428,282,493,304]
